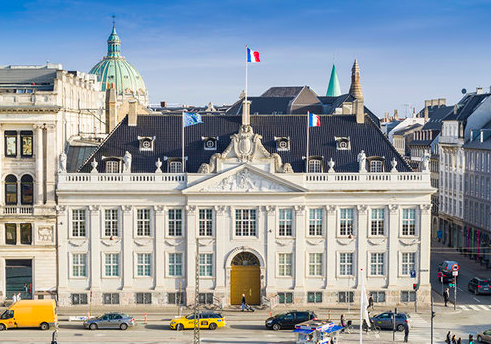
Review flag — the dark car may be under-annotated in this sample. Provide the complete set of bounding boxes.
[265,311,317,331]
[438,260,459,283]
[468,277,491,295]
[370,312,411,332]
[83,313,135,330]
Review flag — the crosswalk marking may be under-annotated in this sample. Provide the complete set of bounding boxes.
[469,305,481,310]
[460,305,469,310]
[479,305,489,310]
[458,304,491,310]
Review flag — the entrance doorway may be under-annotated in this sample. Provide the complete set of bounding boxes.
[6,259,32,300]
[230,252,260,305]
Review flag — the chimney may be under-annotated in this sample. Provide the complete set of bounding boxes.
[424,106,429,122]
[105,85,117,132]
[160,101,167,108]
[385,112,389,121]
[242,100,251,125]
[394,109,399,120]
[453,105,458,115]
[355,99,365,124]
[481,130,484,143]
[477,87,483,94]
[438,98,446,107]
[128,99,137,126]
[424,100,431,108]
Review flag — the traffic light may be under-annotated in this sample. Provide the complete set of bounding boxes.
[413,283,419,291]
[448,282,455,288]
[469,334,474,344]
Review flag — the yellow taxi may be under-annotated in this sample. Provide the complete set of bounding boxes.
[170,312,226,330]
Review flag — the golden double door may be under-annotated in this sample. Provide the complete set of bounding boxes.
[230,265,260,305]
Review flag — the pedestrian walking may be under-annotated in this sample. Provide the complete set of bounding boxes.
[17,293,21,301]
[368,294,374,310]
[12,294,17,303]
[445,331,451,344]
[51,329,58,344]
[451,334,457,344]
[403,322,409,342]
[241,294,246,312]
[444,288,450,307]
[457,337,461,344]
[340,314,346,327]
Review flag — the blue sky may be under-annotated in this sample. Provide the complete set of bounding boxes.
[1,0,491,116]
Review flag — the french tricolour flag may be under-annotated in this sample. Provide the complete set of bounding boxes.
[247,47,260,63]
[308,112,321,127]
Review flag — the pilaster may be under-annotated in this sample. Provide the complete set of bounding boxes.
[34,125,44,205]
[122,205,133,290]
[214,205,227,291]
[419,204,432,286]
[265,205,276,294]
[356,205,368,288]
[57,206,69,289]
[154,205,165,289]
[388,204,399,287]
[294,205,306,296]
[325,205,337,287]
[185,205,197,302]
[89,205,101,289]
[45,124,56,205]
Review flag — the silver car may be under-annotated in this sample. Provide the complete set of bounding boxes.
[83,313,135,330]
[478,329,491,343]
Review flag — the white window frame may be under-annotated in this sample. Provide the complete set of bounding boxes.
[136,208,151,237]
[103,209,119,237]
[278,253,293,277]
[168,252,183,277]
[136,252,152,277]
[307,252,323,277]
[308,208,323,236]
[401,208,417,236]
[71,209,87,237]
[369,252,385,276]
[198,208,213,237]
[198,253,213,277]
[308,159,322,173]
[169,161,182,173]
[234,208,257,237]
[339,252,354,277]
[339,208,355,236]
[168,208,183,237]
[104,252,120,277]
[370,208,385,236]
[400,252,416,276]
[105,160,120,173]
[370,160,383,172]
[71,253,87,278]
[278,208,293,237]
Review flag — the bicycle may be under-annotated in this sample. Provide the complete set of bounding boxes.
[362,321,381,334]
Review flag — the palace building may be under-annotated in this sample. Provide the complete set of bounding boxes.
[56,62,434,307]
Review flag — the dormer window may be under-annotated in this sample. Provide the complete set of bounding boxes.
[138,136,155,152]
[202,136,218,150]
[167,158,183,173]
[105,160,121,173]
[308,157,323,173]
[367,156,385,172]
[335,137,351,150]
[275,136,290,151]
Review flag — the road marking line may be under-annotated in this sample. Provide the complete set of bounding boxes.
[473,297,482,303]
[457,287,464,291]
[469,305,481,310]
[478,305,489,310]
[459,305,469,310]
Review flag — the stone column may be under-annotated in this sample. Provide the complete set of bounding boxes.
[89,205,101,290]
[45,124,56,205]
[214,205,227,295]
[0,258,5,303]
[57,206,69,290]
[387,205,399,288]
[419,204,432,288]
[325,205,337,287]
[294,205,306,303]
[0,124,3,204]
[185,205,197,304]
[154,205,165,289]
[356,205,368,289]
[122,205,133,290]
[34,125,44,205]
[265,206,276,296]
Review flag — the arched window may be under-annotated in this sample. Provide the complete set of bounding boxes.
[5,174,17,205]
[20,175,34,205]
[308,159,322,173]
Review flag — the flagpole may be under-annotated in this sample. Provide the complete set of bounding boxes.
[182,111,185,173]
[359,269,363,344]
[245,45,248,106]
[306,113,309,172]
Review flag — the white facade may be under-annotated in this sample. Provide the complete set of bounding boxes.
[57,124,434,307]
[0,65,105,303]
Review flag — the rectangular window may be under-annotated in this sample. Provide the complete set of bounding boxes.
[308,253,323,276]
[199,253,213,277]
[279,209,293,236]
[169,161,182,173]
[104,209,118,237]
[402,209,416,236]
[307,292,323,303]
[339,252,354,276]
[72,209,86,237]
[136,209,151,236]
[339,208,354,236]
[370,253,384,276]
[198,209,213,236]
[400,291,416,302]
[104,253,119,277]
[370,160,383,172]
[235,209,257,236]
[167,292,185,305]
[370,291,386,303]
[278,292,293,304]
[5,223,17,245]
[136,293,152,304]
[198,293,214,305]
[105,160,119,173]
[401,252,416,276]
[168,209,183,236]
[338,291,354,303]
[370,209,385,236]
[103,293,120,304]
[20,131,33,157]
[169,253,183,276]
[308,208,323,236]
[137,253,151,277]
[71,293,88,305]
[72,253,87,277]
[20,223,32,245]
[278,253,292,277]
[5,131,17,157]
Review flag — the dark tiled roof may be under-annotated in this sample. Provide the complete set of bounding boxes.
[261,86,305,97]
[78,114,411,174]
[393,123,422,136]
[408,139,433,146]
[421,106,453,130]
[66,145,98,172]
[445,93,490,121]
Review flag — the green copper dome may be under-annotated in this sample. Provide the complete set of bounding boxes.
[89,25,147,97]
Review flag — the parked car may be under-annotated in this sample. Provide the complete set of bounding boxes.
[478,329,491,343]
[0,300,57,331]
[438,260,459,283]
[468,277,491,295]
[170,312,226,330]
[83,313,135,330]
[265,311,317,331]
[370,312,411,331]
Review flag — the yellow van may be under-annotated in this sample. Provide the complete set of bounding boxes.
[0,299,57,330]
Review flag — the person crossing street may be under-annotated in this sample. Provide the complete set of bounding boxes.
[444,288,450,307]
[403,322,409,342]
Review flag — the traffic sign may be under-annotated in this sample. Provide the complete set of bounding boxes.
[410,269,416,278]
[451,264,459,271]
[437,272,443,279]
[452,270,459,276]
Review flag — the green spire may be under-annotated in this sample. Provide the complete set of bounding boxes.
[107,21,121,58]
[326,64,342,97]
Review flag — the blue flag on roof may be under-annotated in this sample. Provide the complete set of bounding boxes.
[183,112,203,127]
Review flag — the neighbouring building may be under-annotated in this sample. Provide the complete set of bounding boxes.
[56,64,434,308]
[0,64,105,303]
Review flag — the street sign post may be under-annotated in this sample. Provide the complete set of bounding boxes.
[452,271,459,276]
[453,276,457,311]
[410,269,416,278]
[451,264,459,271]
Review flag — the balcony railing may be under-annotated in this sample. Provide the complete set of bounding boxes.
[3,206,34,215]
[59,173,186,183]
